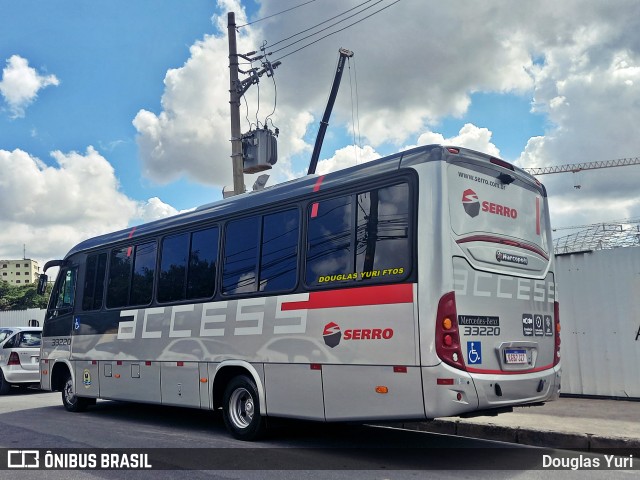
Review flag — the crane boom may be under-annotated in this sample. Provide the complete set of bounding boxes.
[308,48,354,175]
[524,156,640,175]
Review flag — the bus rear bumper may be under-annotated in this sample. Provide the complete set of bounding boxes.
[471,364,561,410]
[422,363,561,418]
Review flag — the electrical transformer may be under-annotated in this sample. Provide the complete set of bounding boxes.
[242,128,278,174]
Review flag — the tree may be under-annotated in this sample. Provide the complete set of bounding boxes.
[0,281,51,310]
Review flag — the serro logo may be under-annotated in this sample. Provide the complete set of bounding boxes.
[482,201,518,219]
[322,322,394,348]
[462,189,480,218]
[323,322,342,348]
[462,189,518,219]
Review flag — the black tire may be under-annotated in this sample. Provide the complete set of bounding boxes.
[222,375,266,441]
[61,373,92,412]
[0,369,11,395]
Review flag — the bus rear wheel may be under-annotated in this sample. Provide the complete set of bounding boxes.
[222,375,266,441]
[61,373,92,412]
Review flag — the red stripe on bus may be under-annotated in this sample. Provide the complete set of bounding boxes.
[536,197,541,236]
[126,226,137,257]
[313,175,325,192]
[280,284,413,311]
[310,176,325,218]
[465,363,554,375]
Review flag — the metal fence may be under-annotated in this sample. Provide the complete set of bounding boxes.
[555,246,640,398]
[0,308,46,328]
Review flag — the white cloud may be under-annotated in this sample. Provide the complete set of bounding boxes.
[136,197,181,223]
[512,4,640,229]
[0,55,59,118]
[133,0,255,188]
[314,144,380,175]
[0,147,179,265]
[414,124,501,158]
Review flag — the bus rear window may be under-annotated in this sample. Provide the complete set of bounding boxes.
[449,164,549,254]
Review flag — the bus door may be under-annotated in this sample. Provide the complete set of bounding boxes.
[41,266,78,389]
[447,158,558,404]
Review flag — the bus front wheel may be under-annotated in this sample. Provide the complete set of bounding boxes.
[222,375,266,441]
[61,373,92,412]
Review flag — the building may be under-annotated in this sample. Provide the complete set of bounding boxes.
[0,259,40,286]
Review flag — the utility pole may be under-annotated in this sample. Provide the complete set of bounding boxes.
[228,12,244,196]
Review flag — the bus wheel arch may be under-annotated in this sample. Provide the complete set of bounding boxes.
[50,361,72,392]
[212,363,267,441]
[50,361,93,412]
[212,362,266,413]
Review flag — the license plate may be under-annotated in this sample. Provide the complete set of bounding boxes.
[505,349,527,364]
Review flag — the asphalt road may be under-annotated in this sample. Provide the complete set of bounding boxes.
[0,388,635,479]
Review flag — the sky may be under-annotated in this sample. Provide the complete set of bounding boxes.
[1,0,639,267]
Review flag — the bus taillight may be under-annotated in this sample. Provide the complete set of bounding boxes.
[435,292,466,371]
[554,301,561,366]
[490,157,515,171]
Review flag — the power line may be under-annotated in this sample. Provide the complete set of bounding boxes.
[267,0,376,50]
[263,72,278,129]
[237,0,320,28]
[272,0,401,62]
[269,0,388,57]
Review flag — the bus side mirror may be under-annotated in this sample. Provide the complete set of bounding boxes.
[37,274,48,295]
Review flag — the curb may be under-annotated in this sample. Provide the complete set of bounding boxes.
[387,419,640,451]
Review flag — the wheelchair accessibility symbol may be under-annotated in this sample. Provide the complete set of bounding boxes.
[467,341,482,365]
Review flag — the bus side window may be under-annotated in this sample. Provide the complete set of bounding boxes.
[158,226,219,303]
[187,227,218,299]
[159,233,190,303]
[107,247,132,308]
[355,183,411,278]
[82,253,107,311]
[306,195,353,287]
[259,209,299,292]
[222,209,299,296]
[305,182,411,288]
[222,216,260,295]
[130,242,157,306]
[106,242,157,308]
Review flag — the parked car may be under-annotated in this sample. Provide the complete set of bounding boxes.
[0,327,42,394]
